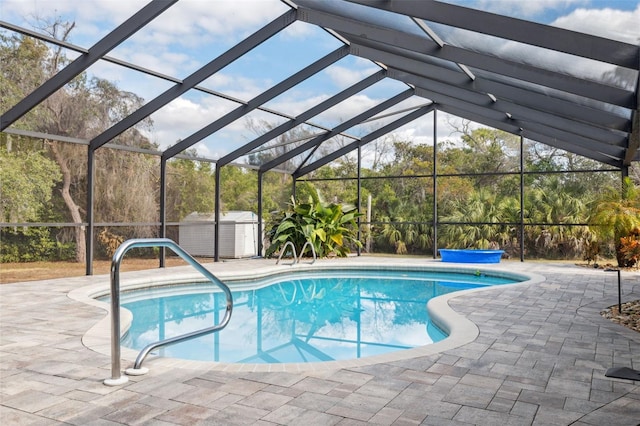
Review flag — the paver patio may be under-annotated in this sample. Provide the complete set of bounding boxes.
[1,258,639,425]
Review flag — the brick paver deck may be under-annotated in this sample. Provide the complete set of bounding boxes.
[1,258,638,425]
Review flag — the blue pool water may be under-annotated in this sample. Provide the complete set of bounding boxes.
[119,269,518,364]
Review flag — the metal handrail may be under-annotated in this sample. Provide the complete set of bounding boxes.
[276,240,297,265]
[104,238,232,386]
[298,241,316,264]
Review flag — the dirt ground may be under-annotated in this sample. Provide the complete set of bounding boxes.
[0,257,212,284]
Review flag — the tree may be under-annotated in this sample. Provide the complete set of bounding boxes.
[443,123,520,180]
[2,21,158,261]
[245,118,316,173]
[261,170,293,217]
[40,74,157,261]
[165,156,216,221]
[308,162,359,206]
[220,166,257,212]
[0,138,69,262]
[378,140,434,204]
[363,139,435,255]
[440,189,512,250]
[525,177,591,258]
[524,140,618,197]
[590,177,640,266]
[0,148,61,223]
[0,33,47,127]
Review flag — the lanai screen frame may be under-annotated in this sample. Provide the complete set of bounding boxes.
[1,0,638,274]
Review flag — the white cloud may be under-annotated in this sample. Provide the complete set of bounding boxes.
[268,93,331,117]
[442,1,639,44]
[473,0,589,18]
[144,96,237,148]
[109,0,289,56]
[2,0,149,42]
[314,94,380,125]
[365,106,473,147]
[326,65,379,88]
[2,0,287,43]
[167,0,286,38]
[84,60,173,102]
[202,73,275,101]
[192,142,215,159]
[143,92,288,156]
[279,20,317,40]
[117,49,198,79]
[551,4,640,43]
[1,0,290,81]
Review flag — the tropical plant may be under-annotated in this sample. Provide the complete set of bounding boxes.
[589,177,640,266]
[265,184,362,258]
[619,232,640,268]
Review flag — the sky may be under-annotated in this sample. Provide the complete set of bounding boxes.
[1,0,639,167]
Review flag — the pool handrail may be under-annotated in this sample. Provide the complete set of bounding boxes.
[275,240,317,265]
[276,240,297,265]
[299,240,317,264]
[104,238,233,386]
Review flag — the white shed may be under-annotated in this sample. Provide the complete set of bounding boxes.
[178,211,259,258]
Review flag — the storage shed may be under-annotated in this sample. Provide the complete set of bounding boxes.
[179,211,259,258]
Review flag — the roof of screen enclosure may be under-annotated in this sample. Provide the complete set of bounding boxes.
[1,0,639,174]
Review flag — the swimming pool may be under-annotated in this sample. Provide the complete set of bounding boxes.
[116,269,520,364]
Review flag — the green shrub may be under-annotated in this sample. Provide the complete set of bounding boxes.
[0,227,75,262]
[266,185,362,258]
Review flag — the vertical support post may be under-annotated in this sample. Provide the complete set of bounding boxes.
[214,164,221,262]
[520,135,525,262]
[292,177,297,199]
[357,144,362,256]
[257,170,264,257]
[86,147,95,275]
[617,269,622,314]
[159,157,167,267]
[432,109,438,259]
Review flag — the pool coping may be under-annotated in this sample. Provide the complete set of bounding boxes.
[68,259,545,374]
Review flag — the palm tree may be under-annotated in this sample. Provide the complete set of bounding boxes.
[440,189,512,249]
[589,177,640,266]
[526,177,591,258]
[377,217,408,254]
[374,201,432,255]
